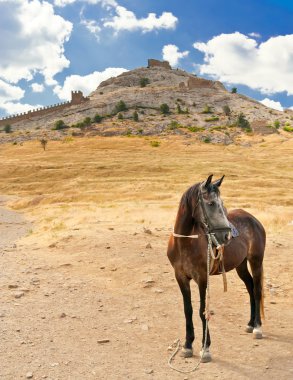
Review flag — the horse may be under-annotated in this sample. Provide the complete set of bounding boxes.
[167,174,265,363]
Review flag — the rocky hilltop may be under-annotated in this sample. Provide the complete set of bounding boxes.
[1,59,292,144]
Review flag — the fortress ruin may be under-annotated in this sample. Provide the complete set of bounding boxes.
[0,90,89,127]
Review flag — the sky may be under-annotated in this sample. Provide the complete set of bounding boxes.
[1,0,293,118]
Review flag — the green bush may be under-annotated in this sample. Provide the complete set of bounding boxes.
[231,87,237,94]
[283,125,293,132]
[133,111,139,121]
[202,105,212,114]
[54,120,67,130]
[93,114,103,123]
[140,77,150,87]
[177,104,183,114]
[117,113,123,120]
[222,105,231,116]
[4,124,12,133]
[114,100,127,113]
[273,120,280,129]
[203,136,211,143]
[150,140,160,147]
[83,117,92,126]
[205,116,219,122]
[160,103,170,115]
[236,113,250,130]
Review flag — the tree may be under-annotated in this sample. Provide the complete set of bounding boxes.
[114,100,127,113]
[54,120,66,130]
[231,87,237,94]
[140,77,150,87]
[93,114,103,123]
[133,111,139,121]
[236,113,250,130]
[4,124,12,133]
[222,105,231,116]
[40,138,48,151]
[160,103,170,115]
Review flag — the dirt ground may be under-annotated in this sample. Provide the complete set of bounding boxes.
[0,135,292,379]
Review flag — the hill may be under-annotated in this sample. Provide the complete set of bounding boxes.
[1,59,293,144]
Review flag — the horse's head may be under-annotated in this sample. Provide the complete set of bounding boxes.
[199,174,231,246]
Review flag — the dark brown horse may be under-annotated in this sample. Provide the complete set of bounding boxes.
[167,174,265,362]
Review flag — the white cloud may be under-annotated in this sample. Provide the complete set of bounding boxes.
[80,18,101,40]
[104,6,178,33]
[0,79,24,104]
[0,0,72,85]
[54,67,128,100]
[260,98,283,111]
[248,32,261,38]
[0,102,42,116]
[31,83,45,93]
[162,44,189,67]
[193,32,293,95]
[54,0,117,7]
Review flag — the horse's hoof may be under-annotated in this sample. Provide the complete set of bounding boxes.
[245,325,253,333]
[200,348,212,363]
[181,347,193,358]
[253,326,263,339]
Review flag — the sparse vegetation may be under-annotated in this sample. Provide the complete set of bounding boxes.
[4,124,12,133]
[83,117,92,126]
[205,116,219,122]
[203,136,211,143]
[202,105,212,114]
[160,103,170,115]
[133,111,139,121]
[222,105,231,116]
[177,104,189,114]
[188,126,205,132]
[168,120,180,130]
[150,140,160,147]
[231,87,237,94]
[117,113,123,120]
[140,77,150,87]
[114,100,127,113]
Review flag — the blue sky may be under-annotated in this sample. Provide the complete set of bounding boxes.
[1,0,293,117]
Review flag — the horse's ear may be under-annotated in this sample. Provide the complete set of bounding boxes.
[203,174,213,188]
[213,175,225,187]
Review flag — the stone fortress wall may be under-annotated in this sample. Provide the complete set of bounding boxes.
[0,91,89,127]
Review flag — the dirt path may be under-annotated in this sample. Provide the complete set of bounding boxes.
[0,201,292,380]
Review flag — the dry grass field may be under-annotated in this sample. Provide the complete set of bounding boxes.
[0,134,292,379]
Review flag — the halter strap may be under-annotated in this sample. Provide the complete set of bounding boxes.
[173,231,199,239]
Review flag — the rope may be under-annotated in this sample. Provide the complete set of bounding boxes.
[173,232,199,239]
[167,236,211,373]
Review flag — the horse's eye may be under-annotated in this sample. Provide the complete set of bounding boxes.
[208,201,215,206]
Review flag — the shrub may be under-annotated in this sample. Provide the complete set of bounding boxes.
[40,138,48,151]
[133,111,139,121]
[4,124,12,133]
[83,117,92,126]
[283,125,293,132]
[160,103,170,115]
[236,113,250,130]
[188,126,205,132]
[222,105,231,116]
[93,114,103,123]
[203,136,211,143]
[54,120,66,130]
[117,113,123,120]
[168,120,180,130]
[202,105,212,114]
[205,116,219,122]
[231,87,237,94]
[273,120,280,129]
[114,100,127,113]
[138,128,143,134]
[150,140,160,147]
[140,77,150,87]
[177,104,183,114]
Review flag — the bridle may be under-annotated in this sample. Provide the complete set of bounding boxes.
[173,184,231,249]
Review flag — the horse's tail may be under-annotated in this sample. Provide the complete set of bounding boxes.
[260,264,265,320]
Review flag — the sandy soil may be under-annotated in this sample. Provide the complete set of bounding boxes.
[0,136,292,380]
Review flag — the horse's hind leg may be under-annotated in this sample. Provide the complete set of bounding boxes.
[249,259,264,339]
[236,258,255,332]
[175,273,194,357]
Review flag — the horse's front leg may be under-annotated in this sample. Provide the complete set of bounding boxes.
[198,278,212,362]
[175,273,194,357]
